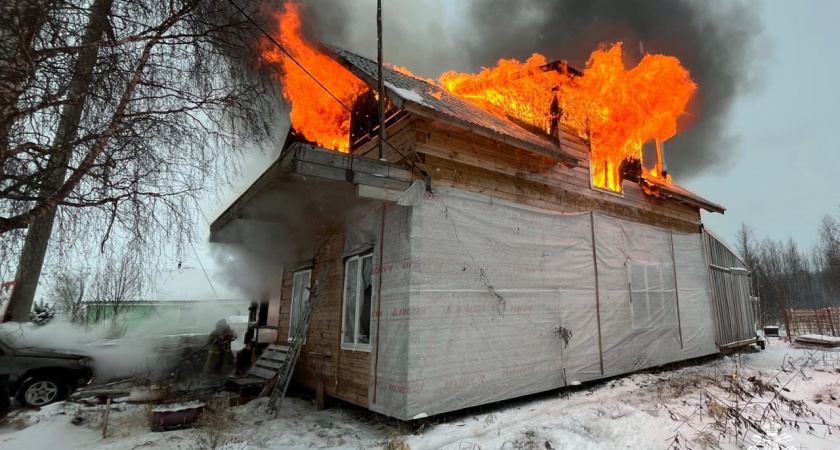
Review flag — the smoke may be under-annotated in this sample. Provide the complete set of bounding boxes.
[294,0,475,76]
[0,298,247,383]
[210,182,374,300]
[293,0,765,178]
[456,0,765,177]
[1,321,163,382]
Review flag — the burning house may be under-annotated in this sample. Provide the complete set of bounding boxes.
[210,4,758,420]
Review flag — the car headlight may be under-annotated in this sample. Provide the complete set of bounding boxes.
[78,357,93,367]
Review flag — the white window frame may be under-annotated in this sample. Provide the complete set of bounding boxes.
[289,269,312,343]
[176,305,199,329]
[341,253,373,352]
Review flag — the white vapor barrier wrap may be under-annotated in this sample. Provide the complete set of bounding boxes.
[366,186,717,420]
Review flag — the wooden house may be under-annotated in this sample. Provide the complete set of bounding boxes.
[210,47,757,420]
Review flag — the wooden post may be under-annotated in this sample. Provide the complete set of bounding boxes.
[827,308,838,337]
[669,232,684,349]
[376,0,385,161]
[589,212,604,375]
[655,139,664,175]
[102,397,112,439]
[316,380,325,411]
[783,309,792,342]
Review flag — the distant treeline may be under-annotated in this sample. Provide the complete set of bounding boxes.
[736,208,840,326]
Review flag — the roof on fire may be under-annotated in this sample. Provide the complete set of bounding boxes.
[324,45,579,167]
[329,46,724,215]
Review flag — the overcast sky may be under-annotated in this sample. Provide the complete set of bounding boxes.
[684,0,840,249]
[201,0,839,271]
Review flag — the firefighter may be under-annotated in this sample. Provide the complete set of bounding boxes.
[201,319,237,383]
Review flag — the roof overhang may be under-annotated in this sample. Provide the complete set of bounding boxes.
[641,176,726,215]
[210,142,413,241]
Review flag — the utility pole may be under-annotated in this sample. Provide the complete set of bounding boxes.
[377,0,385,161]
[7,0,115,322]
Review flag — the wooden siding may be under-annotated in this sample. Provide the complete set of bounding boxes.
[413,118,702,233]
[274,227,371,408]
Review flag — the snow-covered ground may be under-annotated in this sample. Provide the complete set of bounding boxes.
[3,337,840,449]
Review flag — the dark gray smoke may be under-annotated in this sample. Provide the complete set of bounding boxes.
[298,0,764,178]
[457,0,765,177]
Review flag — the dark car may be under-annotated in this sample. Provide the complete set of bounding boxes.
[0,333,93,407]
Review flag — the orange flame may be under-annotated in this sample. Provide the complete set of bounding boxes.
[260,3,695,191]
[440,43,696,192]
[260,2,366,152]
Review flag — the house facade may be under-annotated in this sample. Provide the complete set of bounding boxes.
[210,47,756,420]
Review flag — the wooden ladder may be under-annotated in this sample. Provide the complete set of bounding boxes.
[267,263,330,415]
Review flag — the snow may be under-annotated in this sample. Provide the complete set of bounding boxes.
[151,401,205,413]
[3,338,840,449]
[387,83,427,106]
[798,334,840,343]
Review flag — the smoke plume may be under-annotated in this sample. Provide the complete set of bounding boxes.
[293,0,764,178]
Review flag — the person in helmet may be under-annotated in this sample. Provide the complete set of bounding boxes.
[201,319,237,384]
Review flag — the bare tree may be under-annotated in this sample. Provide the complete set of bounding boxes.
[735,223,759,291]
[757,237,788,325]
[49,271,89,324]
[1,0,279,320]
[85,248,144,335]
[816,214,840,300]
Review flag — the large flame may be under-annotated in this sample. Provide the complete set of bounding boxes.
[260,2,366,152]
[440,43,696,192]
[261,3,695,191]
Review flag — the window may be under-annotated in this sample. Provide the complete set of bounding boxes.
[176,306,199,329]
[342,253,373,351]
[628,261,677,329]
[289,269,312,342]
[590,159,626,196]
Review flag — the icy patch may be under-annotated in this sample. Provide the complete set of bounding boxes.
[411,412,428,419]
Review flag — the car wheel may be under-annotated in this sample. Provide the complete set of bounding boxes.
[18,378,66,407]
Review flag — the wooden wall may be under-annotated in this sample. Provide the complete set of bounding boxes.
[274,226,371,408]
[411,118,702,233]
[267,113,704,411]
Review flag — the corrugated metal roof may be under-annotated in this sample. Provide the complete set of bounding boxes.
[324,45,578,166]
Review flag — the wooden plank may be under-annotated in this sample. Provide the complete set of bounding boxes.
[423,155,699,233]
[399,100,579,167]
[250,367,276,380]
[256,360,284,370]
[294,161,412,191]
[415,117,702,226]
[356,184,409,202]
[296,144,413,181]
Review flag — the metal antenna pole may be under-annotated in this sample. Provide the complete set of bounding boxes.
[377,0,386,161]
